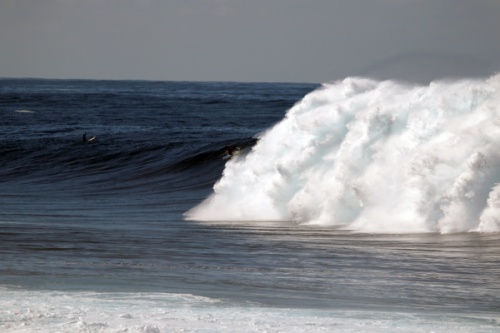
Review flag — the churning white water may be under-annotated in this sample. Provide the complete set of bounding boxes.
[2,290,498,333]
[186,75,500,233]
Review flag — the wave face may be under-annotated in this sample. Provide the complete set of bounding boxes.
[186,75,500,233]
[0,80,313,200]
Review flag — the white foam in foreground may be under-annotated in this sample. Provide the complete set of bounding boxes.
[186,75,500,233]
[1,290,498,333]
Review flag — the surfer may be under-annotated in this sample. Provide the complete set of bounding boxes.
[83,132,96,143]
[224,145,241,159]
[225,145,236,155]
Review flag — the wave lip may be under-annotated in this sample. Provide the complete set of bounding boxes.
[186,75,500,234]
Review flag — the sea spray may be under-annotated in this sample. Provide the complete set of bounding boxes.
[185,75,500,233]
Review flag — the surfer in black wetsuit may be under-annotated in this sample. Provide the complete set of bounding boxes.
[83,132,96,143]
[225,145,241,157]
[226,145,235,155]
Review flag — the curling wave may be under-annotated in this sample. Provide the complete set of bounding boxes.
[186,75,500,233]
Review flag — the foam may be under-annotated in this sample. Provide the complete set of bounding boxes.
[1,290,498,333]
[186,75,500,233]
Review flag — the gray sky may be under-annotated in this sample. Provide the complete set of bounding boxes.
[1,0,499,83]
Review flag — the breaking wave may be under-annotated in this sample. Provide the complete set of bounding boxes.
[186,75,500,233]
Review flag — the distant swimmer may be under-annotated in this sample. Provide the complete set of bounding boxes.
[83,132,97,143]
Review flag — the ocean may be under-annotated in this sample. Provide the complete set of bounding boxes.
[0,77,499,332]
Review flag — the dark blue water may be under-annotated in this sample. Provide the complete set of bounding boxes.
[0,78,314,286]
[0,79,499,332]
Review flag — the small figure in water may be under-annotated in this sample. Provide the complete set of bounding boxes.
[83,132,96,143]
[224,145,241,159]
[226,145,237,155]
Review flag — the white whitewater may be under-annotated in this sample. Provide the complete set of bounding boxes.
[186,75,500,233]
[3,290,498,333]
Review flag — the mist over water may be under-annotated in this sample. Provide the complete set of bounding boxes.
[186,75,500,233]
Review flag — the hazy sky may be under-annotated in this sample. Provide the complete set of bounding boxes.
[1,0,499,83]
